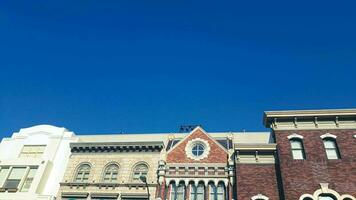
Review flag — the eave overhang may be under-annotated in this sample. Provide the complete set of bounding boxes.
[263,108,356,128]
[70,141,164,153]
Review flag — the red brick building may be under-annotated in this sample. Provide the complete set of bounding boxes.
[157,109,356,200]
[157,128,235,200]
[264,109,356,200]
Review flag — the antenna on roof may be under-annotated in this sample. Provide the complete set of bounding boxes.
[179,125,200,133]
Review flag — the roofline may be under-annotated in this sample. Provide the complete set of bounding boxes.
[70,141,164,148]
[76,131,270,138]
[263,108,356,127]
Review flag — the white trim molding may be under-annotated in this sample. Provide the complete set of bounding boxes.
[287,133,304,140]
[251,194,269,200]
[299,194,314,200]
[185,138,211,161]
[320,133,337,139]
[298,183,356,200]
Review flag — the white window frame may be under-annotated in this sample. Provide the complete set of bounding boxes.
[299,183,356,200]
[322,138,340,160]
[74,164,91,183]
[102,163,119,183]
[289,138,306,160]
[132,163,149,182]
[251,194,269,200]
[0,166,38,192]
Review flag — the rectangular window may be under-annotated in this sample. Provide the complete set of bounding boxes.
[290,139,306,160]
[20,167,37,192]
[323,139,340,159]
[4,167,26,189]
[0,167,10,186]
[19,145,46,158]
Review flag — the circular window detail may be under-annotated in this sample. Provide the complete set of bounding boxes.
[192,143,205,156]
[185,138,210,160]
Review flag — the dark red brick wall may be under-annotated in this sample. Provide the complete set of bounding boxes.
[158,180,166,199]
[236,164,280,200]
[275,129,356,199]
[166,129,228,163]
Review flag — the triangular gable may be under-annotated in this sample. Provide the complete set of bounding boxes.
[166,126,228,163]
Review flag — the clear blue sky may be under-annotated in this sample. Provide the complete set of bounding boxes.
[1,1,356,136]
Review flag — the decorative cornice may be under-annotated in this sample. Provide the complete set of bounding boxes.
[70,142,164,153]
[60,182,158,187]
[264,108,356,130]
[264,109,356,118]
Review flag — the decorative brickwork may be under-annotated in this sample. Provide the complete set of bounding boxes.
[275,129,356,199]
[166,128,228,163]
[236,164,280,200]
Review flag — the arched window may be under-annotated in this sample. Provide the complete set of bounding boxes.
[189,182,205,200]
[290,138,306,159]
[132,163,148,181]
[216,183,225,200]
[318,194,337,200]
[323,138,340,159]
[196,183,205,200]
[169,182,185,200]
[74,164,91,183]
[190,183,197,200]
[102,164,119,183]
[209,183,216,200]
[176,182,185,200]
[209,183,225,200]
[170,182,177,200]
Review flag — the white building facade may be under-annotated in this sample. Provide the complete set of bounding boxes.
[0,125,78,200]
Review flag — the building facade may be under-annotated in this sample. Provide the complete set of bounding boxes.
[0,125,78,200]
[264,109,356,200]
[0,109,355,200]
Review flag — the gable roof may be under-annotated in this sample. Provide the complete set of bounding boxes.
[166,126,229,154]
